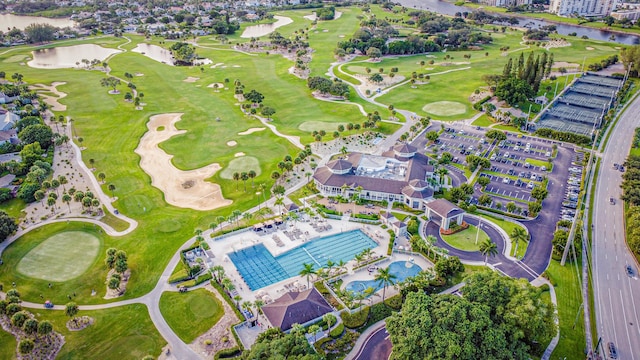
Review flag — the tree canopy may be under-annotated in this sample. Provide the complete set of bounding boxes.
[24,23,57,43]
[242,327,321,360]
[169,42,196,65]
[386,271,556,359]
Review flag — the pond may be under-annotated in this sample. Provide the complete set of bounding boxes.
[132,43,213,66]
[241,15,294,38]
[0,13,76,30]
[395,0,640,44]
[27,44,121,69]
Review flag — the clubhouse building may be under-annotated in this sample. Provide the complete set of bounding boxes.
[313,144,438,210]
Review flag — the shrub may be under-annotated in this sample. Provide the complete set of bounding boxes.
[168,268,190,283]
[384,294,403,310]
[195,272,213,285]
[341,307,369,329]
[473,95,492,110]
[181,280,196,288]
[367,303,392,326]
[214,347,242,359]
[330,322,345,338]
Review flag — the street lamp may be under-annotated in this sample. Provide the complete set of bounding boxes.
[475,217,482,245]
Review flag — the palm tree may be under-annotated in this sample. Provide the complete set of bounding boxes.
[253,299,264,318]
[375,267,397,301]
[232,210,242,229]
[62,193,72,212]
[258,183,267,203]
[233,295,242,308]
[232,172,240,190]
[337,260,347,274]
[108,183,116,198]
[241,172,249,192]
[212,265,225,283]
[241,301,253,318]
[274,196,284,215]
[216,215,226,230]
[65,302,79,325]
[58,175,68,191]
[243,212,253,226]
[299,263,316,289]
[437,167,448,185]
[290,323,305,335]
[325,260,335,277]
[308,324,321,342]
[510,227,529,259]
[424,235,437,258]
[479,239,498,265]
[361,247,373,261]
[248,170,256,188]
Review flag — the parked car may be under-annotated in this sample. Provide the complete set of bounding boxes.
[528,181,534,189]
[610,197,616,205]
[503,177,510,184]
[626,265,635,278]
[545,151,551,157]
[608,342,617,359]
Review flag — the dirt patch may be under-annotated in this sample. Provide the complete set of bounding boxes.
[354,74,405,95]
[184,77,200,83]
[67,316,94,331]
[134,113,232,211]
[227,140,237,146]
[188,285,241,357]
[469,90,492,103]
[104,269,130,299]
[234,152,245,157]
[30,81,68,111]
[543,38,570,50]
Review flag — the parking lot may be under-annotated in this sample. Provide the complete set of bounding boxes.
[413,122,576,219]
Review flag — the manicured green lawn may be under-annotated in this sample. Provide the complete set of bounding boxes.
[477,213,529,259]
[33,304,165,360]
[526,158,552,168]
[16,231,100,282]
[0,329,17,360]
[0,198,26,220]
[545,260,586,359]
[441,225,487,252]
[471,114,495,127]
[159,289,224,343]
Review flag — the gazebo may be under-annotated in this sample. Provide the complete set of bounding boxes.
[424,199,465,230]
[261,288,333,332]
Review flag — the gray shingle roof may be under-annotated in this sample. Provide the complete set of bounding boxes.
[425,199,464,218]
[261,288,333,331]
[326,159,353,172]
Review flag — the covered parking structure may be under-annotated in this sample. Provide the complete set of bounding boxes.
[424,199,465,230]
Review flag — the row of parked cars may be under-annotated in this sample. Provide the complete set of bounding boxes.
[561,166,583,213]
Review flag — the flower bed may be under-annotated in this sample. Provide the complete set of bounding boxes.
[439,221,469,235]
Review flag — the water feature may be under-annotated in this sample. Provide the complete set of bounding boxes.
[344,261,423,296]
[27,44,121,69]
[241,15,294,38]
[0,13,76,30]
[132,43,175,65]
[395,0,639,44]
[228,229,377,290]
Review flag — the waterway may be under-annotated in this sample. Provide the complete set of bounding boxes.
[0,13,76,30]
[27,44,121,69]
[241,15,294,38]
[395,0,640,45]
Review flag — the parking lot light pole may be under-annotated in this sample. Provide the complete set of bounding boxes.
[475,217,482,245]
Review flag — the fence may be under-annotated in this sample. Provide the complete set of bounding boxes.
[211,227,252,242]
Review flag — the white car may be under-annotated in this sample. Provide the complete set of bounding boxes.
[527,181,534,189]
[490,155,497,161]
[545,151,551,157]
[504,152,510,158]
[503,177,510,184]
[514,146,520,151]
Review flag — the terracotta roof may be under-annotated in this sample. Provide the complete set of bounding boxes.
[425,199,464,217]
[326,159,352,172]
[261,288,333,331]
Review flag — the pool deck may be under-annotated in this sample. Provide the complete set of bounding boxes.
[205,216,391,303]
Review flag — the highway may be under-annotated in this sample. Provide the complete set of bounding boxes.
[592,94,640,359]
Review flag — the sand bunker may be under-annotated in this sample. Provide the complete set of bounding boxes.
[227,141,237,146]
[235,152,245,157]
[207,83,224,89]
[586,46,595,50]
[184,77,200,83]
[543,38,570,50]
[238,127,266,135]
[136,73,144,76]
[232,65,241,68]
[134,113,231,211]
[211,63,224,68]
[30,82,67,111]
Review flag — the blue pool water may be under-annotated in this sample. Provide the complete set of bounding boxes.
[345,261,422,296]
[228,229,377,290]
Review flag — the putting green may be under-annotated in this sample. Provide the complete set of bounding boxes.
[299,121,347,132]
[17,231,100,282]
[422,101,467,116]
[219,156,261,179]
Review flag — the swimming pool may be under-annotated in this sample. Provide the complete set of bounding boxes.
[228,229,378,290]
[344,261,422,296]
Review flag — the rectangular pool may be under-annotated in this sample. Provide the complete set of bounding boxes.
[228,229,377,290]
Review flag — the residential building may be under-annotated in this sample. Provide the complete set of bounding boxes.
[313,144,438,210]
[549,0,618,17]
[0,110,19,131]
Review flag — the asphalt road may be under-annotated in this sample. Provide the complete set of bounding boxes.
[592,94,640,359]
[353,326,392,360]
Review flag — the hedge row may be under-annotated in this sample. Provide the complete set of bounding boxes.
[330,322,345,338]
[473,95,492,111]
[387,229,396,255]
[341,307,370,329]
[168,269,190,284]
[195,272,213,285]
[214,347,242,359]
[477,206,526,219]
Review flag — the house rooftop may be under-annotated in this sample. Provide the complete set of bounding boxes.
[261,288,332,331]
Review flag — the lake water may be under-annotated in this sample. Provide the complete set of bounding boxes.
[395,0,639,44]
[0,13,76,30]
[28,44,121,69]
[132,43,175,65]
[241,15,294,38]
[132,43,213,66]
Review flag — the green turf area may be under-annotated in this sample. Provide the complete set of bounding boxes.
[471,114,495,127]
[477,214,529,259]
[526,158,552,168]
[16,231,100,282]
[219,156,261,179]
[422,101,467,117]
[441,225,487,252]
[288,183,319,205]
[0,198,26,220]
[545,260,585,359]
[0,329,17,360]
[33,304,164,360]
[159,289,224,343]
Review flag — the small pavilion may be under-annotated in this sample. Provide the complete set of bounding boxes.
[261,288,333,332]
[424,199,465,230]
